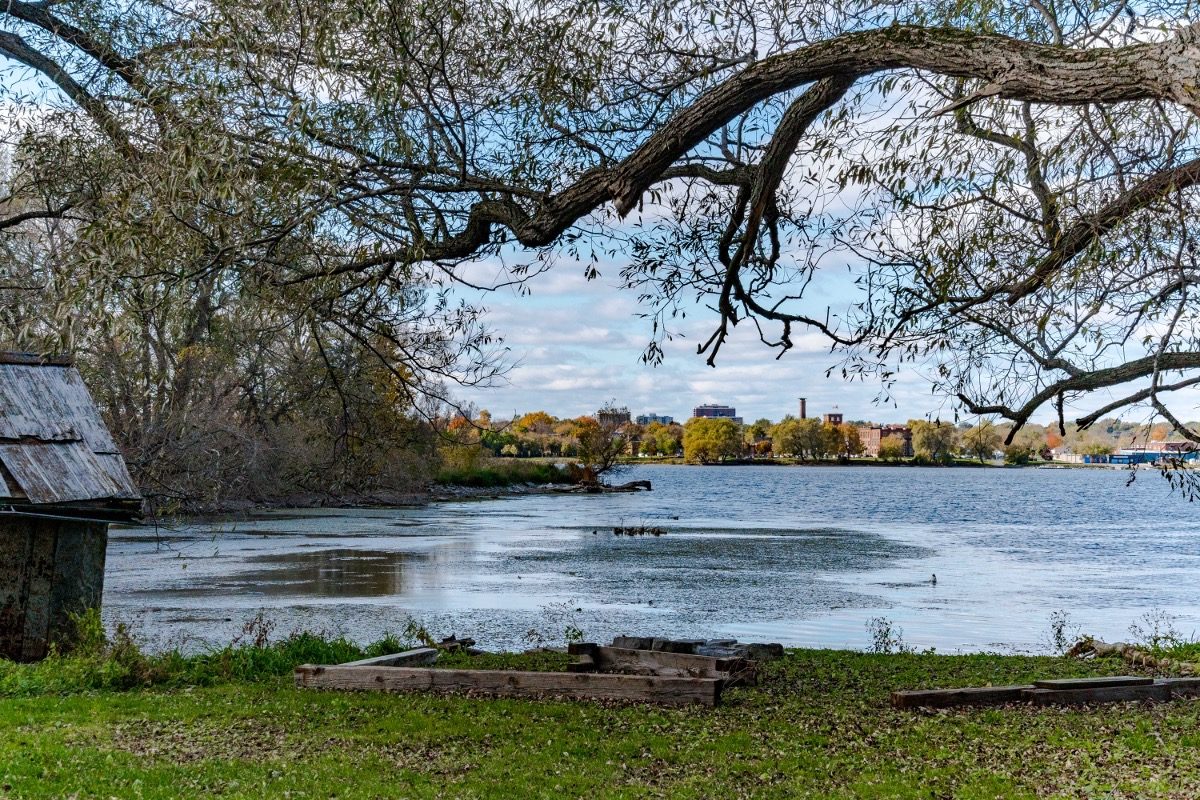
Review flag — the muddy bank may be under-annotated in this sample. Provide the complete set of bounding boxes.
[148,481,579,521]
[428,482,576,502]
[152,478,652,520]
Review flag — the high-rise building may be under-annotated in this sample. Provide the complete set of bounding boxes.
[692,403,743,426]
[635,413,674,425]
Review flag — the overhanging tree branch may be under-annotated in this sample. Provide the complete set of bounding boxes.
[0,30,135,158]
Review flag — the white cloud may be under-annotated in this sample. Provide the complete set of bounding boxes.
[455,258,948,423]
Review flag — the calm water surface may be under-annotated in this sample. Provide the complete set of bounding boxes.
[103,465,1200,653]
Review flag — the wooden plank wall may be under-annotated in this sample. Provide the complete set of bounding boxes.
[0,518,108,661]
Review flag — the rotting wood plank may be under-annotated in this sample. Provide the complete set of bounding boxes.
[1032,676,1153,690]
[566,655,596,673]
[0,441,126,506]
[1161,677,1200,697]
[294,665,721,707]
[20,525,56,661]
[568,643,754,685]
[340,647,439,668]
[610,636,654,651]
[895,676,1200,710]
[592,646,755,685]
[595,646,735,672]
[1022,683,1172,705]
[0,522,33,660]
[890,685,1032,709]
[0,363,121,456]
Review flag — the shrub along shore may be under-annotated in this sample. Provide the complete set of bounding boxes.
[3,622,1200,799]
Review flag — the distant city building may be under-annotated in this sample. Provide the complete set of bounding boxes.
[1110,441,1199,465]
[636,413,674,426]
[692,403,743,426]
[858,424,914,457]
[1052,449,1111,465]
[823,411,844,426]
[596,406,631,428]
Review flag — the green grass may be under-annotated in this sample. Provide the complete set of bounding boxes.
[435,649,575,672]
[1161,642,1200,661]
[4,635,1200,798]
[0,627,405,697]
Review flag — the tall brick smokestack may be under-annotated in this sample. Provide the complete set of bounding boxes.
[799,397,807,419]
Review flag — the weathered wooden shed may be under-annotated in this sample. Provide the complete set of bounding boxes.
[0,352,140,661]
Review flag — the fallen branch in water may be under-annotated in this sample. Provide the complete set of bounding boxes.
[1067,636,1198,675]
[555,479,653,494]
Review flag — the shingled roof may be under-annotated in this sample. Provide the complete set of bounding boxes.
[0,352,140,521]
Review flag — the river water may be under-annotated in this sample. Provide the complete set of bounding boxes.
[102,464,1200,654]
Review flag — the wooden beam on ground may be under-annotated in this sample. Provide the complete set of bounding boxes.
[895,675,1200,710]
[610,636,654,651]
[294,665,722,707]
[339,647,439,668]
[1161,677,1200,697]
[1022,683,1172,705]
[567,642,598,657]
[891,685,1032,709]
[566,654,596,673]
[1032,676,1152,690]
[591,646,755,685]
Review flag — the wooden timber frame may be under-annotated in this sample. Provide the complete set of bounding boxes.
[892,675,1200,709]
[565,643,757,687]
[295,642,753,707]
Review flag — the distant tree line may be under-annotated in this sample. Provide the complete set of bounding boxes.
[465,408,1200,468]
[678,414,1199,465]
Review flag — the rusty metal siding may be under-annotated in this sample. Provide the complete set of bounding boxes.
[0,358,139,506]
[0,441,127,504]
[94,454,139,499]
[0,364,120,453]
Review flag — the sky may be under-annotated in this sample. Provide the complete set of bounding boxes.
[4,46,1197,430]
[453,258,963,426]
[451,250,1200,428]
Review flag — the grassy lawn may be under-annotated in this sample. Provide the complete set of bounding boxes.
[3,642,1199,799]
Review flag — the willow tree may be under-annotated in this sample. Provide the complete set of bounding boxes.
[4,0,1200,448]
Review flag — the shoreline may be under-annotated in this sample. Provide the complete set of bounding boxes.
[135,481,576,524]
[136,459,1132,523]
[616,456,1117,469]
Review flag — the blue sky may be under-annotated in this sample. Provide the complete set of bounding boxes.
[454,257,962,425]
[451,247,1200,428]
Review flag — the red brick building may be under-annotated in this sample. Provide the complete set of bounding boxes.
[858,424,913,457]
